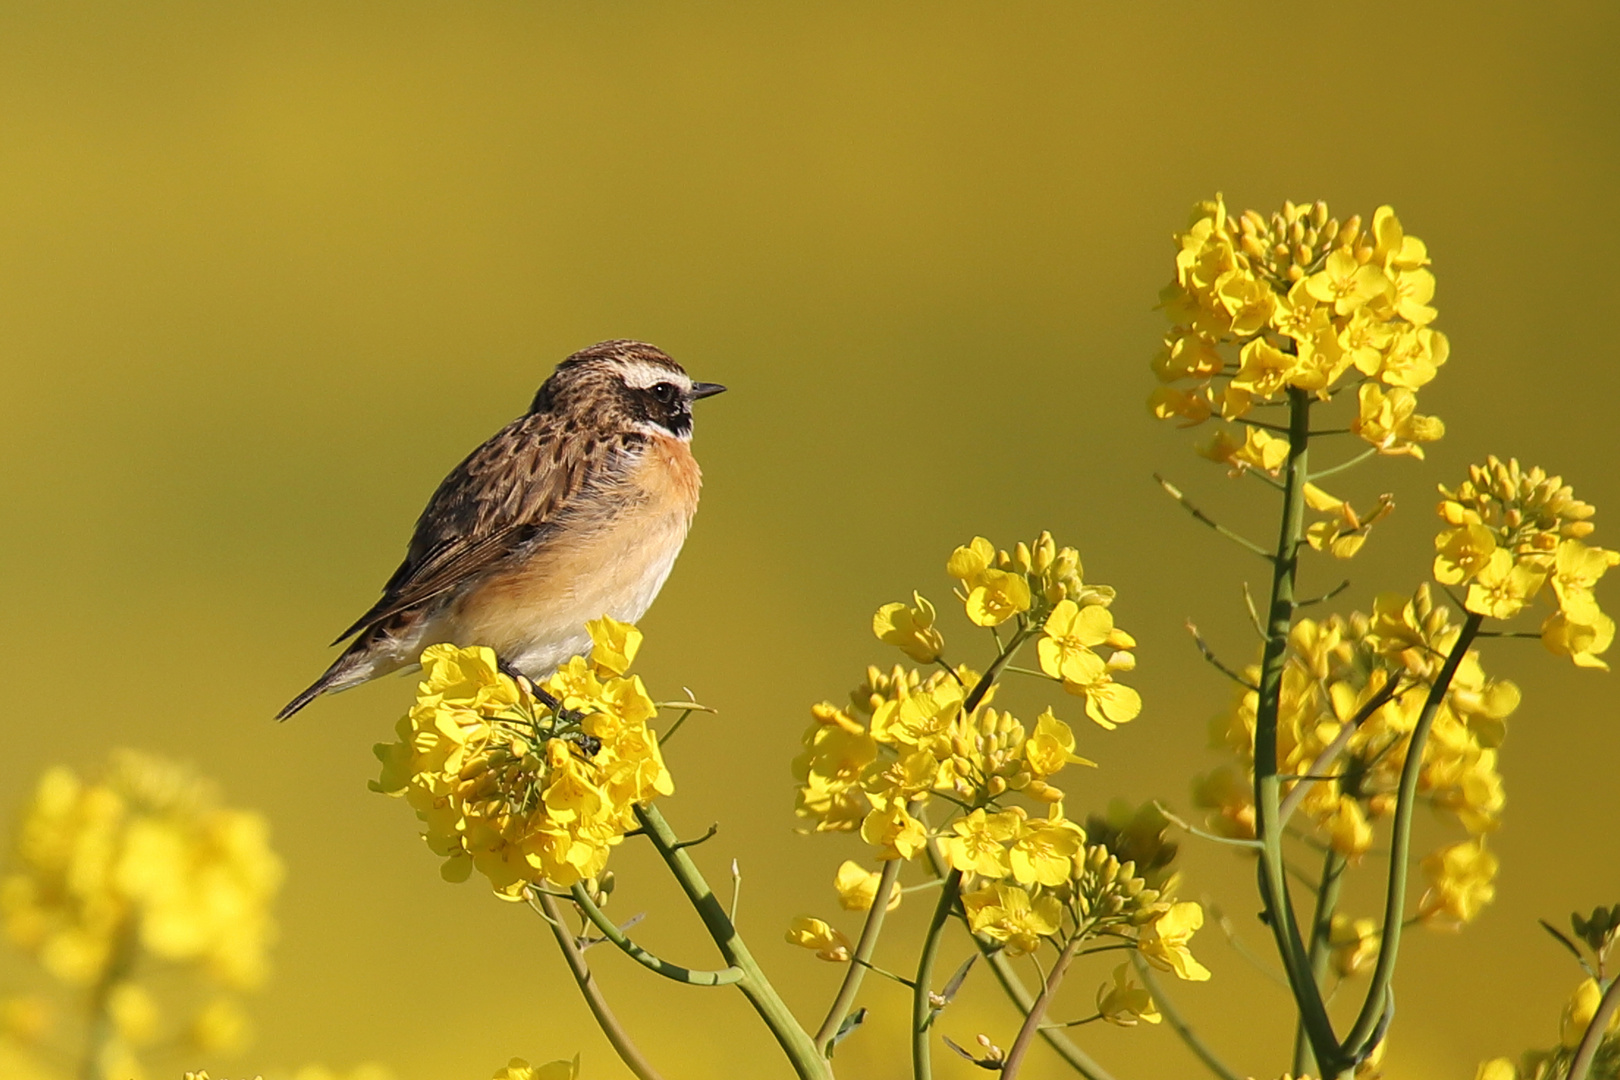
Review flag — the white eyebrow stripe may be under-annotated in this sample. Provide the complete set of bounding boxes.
[615,360,691,393]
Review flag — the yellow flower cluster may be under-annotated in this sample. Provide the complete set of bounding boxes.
[492,1055,578,1080]
[1151,195,1447,463]
[0,753,282,1078]
[1477,974,1620,1080]
[372,617,673,898]
[1435,456,1616,666]
[796,537,1209,978]
[1197,587,1513,931]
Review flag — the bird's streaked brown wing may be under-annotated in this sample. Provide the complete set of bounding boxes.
[331,413,622,644]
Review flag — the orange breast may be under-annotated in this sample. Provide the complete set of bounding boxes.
[447,433,702,671]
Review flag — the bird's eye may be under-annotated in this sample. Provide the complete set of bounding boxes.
[650,382,679,405]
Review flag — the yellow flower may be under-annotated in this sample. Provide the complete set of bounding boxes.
[1418,837,1498,928]
[373,637,674,896]
[1353,384,1444,457]
[1464,549,1547,620]
[1372,205,1429,271]
[190,997,251,1054]
[1,753,282,993]
[585,615,642,676]
[1148,385,1214,426]
[785,916,852,962]
[1023,710,1094,777]
[493,1056,579,1080]
[859,793,927,861]
[873,593,945,663]
[1230,338,1296,399]
[1304,485,1394,559]
[942,809,1021,879]
[1096,962,1161,1027]
[1038,600,1114,681]
[833,861,901,913]
[1305,249,1392,316]
[1541,607,1616,670]
[1008,813,1085,887]
[960,883,1062,956]
[1560,977,1620,1048]
[1138,902,1212,981]
[1550,539,1619,619]
[1475,1059,1517,1080]
[964,569,1032,627]
[1060,649,1142,730]
[1434,523,1498,585]
[1323,798,1373,860]
[1328,914,1380,977]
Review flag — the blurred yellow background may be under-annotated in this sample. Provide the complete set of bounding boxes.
[2,3,1617,1078]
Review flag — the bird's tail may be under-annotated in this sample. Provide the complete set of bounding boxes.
[275,640,382,721]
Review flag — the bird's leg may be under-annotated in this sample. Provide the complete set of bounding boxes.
[495,654,595,751]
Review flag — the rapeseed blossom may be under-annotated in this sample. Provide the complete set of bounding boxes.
[1196,587,1517,937]
[1152,196,1447,463]
[1,752,282,1079]
[372,617,674,897]
[794,534,1208,979]
[1435,456,1616,666]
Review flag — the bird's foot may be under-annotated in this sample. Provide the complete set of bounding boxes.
[495,655,593,734]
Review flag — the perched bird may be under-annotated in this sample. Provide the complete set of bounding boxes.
[276,339,725,720]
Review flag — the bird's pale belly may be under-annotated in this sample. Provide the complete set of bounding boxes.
[446,500,692,678]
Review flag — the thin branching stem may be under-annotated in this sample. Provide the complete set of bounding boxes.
[920,839,1118,1080]
[912,867,963,1080]
[1342,613,1484,1059]
[1278,677,1405,824]
[1251,387,1344,1073]
[634,804,831,1080]
[1294,849,1347,1078]
[1000,934,1085,1080]
[815,841,907,1052]
[532,890,668,1080]
[1569,976,1620,1080]
[1186,619,1259,690]
[1133,955,1245,1080]
[1309,447,1379,483]
[1154,473,1279,563]
[568,883,744,986]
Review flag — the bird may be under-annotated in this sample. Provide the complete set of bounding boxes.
[276,339,726,720]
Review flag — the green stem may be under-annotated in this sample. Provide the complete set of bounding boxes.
[1569,976,1620,1080]
[1341,612,1484,1059]
[1252,386,1344,1074]
[814,851,905,1052]
[634,804,831,1080]
[912,867,963,1080]
[79,921,137,1080]
[1293,849,1347,1078]
[569,883,744,986]
[1133,956,1245,1080]
[533,890,668,1080]
[920,839,1117,1080]
[966,626,1037,712]
[1000,934,1084,1080]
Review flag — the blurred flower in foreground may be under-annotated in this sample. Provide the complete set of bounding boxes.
[492,1056,578,1080]
[1,752,281,1080]
[372,617,675,898]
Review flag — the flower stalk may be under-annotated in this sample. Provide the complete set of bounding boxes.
[814,846,905,1053]
[634,803,831,1080]
[1342,610,1484,1059]
[911,866,963,1080]
[532,890,668,1080]
[999,934,1084,1079]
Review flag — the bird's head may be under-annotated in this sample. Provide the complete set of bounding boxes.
[531,339,726,439]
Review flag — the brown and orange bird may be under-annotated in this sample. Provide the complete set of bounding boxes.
[276,339,725,720]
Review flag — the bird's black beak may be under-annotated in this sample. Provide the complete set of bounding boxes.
[690,381,727,400]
